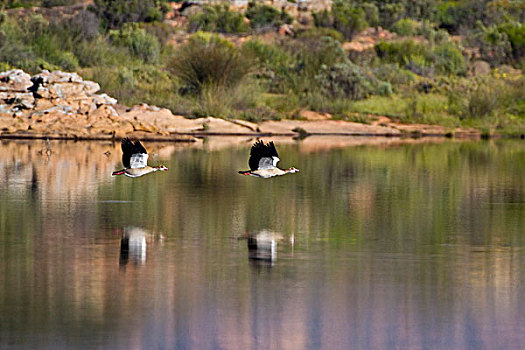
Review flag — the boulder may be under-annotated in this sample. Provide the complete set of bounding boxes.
[0,92,35,109]
[32,70,83,84]
[470,61,491,76]
[0,70,33,92]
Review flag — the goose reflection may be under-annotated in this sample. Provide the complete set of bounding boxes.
[245,230,293,268]
[119,226,162,266]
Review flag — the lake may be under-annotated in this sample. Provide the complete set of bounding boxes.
[0,137,524,349]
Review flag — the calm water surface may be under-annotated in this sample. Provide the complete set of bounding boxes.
[0,137,524,349]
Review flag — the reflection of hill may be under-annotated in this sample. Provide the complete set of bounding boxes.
[0,140,179,200]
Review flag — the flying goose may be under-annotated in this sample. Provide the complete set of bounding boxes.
[112,138,168,177]
[238,140,299,178]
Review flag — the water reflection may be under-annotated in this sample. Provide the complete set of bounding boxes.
[119,226,164,266]
[1,138,525,349]
[246,229,280,267]
[119,227,147,266]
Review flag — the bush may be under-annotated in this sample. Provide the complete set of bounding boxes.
[169,32,253,95]
[332,1,368,40]
[379,3,405,29]
[469,24,512,66]
[51,50,79,71]
[376,39,466,76]
[188,4,249,33]
[393,18,421,36]
[378,81,393,97]
[498,22,525,61]
[245,35,347,94]
[434,42,466,75]
[92,0,169,29]
[312,9,331,28]
[245,3,292,30]
[109,23,160,63]
[296,27,344,42]
[375,39,430,66]
[373,63,416,86]
[361,3,379,28]
[393,18,450,43]
[466,82,506,118]
[74,37,131,67]
[66,10,100,41]
[313,0,368,40]
[315,62,373,100]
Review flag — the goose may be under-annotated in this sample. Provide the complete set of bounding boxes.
[238,140,299,178]
[112,138,168,177]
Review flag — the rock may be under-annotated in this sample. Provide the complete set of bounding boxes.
[497,65,521,77]
[470,60,491,76]
[0,92,35,109]
[92,93,116,106]
[0,70,33,92]
[81,81,100,95]
[32,70,83,84]
[278,24,294,37]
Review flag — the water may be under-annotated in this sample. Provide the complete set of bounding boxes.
[0,137,524,349]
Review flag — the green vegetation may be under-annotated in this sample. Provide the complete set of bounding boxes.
[1,0,525,134]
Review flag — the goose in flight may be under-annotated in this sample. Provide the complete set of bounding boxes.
[238,140,299,178]
[112,138,168,177]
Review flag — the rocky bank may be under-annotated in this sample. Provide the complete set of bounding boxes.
[0,69,479,141]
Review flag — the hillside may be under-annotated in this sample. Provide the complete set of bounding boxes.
[1,0,524,137]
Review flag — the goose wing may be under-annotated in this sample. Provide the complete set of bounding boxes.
[122,138,149,168]
[249,140,280,171]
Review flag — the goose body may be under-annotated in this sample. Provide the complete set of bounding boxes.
[238,140,299,178]
[112,138,168,177]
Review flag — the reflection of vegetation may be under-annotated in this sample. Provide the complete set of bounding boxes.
[1,140,525,347]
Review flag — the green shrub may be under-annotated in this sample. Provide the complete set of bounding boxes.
[375,40,430,66]
[361,3,379,28]
[92,0,169,29]
[434,42,466,75]
[169,32,253,95]
[379,3,405,29]
[74,37,131,67]
[376,39,466,76]
[332,1,368,40]
[312,9,331,28]
[315,62,373,100]
[313,0,368,40]
[469,24,512,66]
[188,4,249,33]
[246,36,347,94]
[498,22,525,61]
[242,39,292,68]
[373,63,415,86]
[393,18,421,36]
[378,82,393,97]
[141,22,173,45]
[51,51,79,71]
[109,23,160,63]
[246,3,292,30]
[466,83,505,118]
[393,19,450,44]
[63,10,101,42]
[296,27,344,42]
